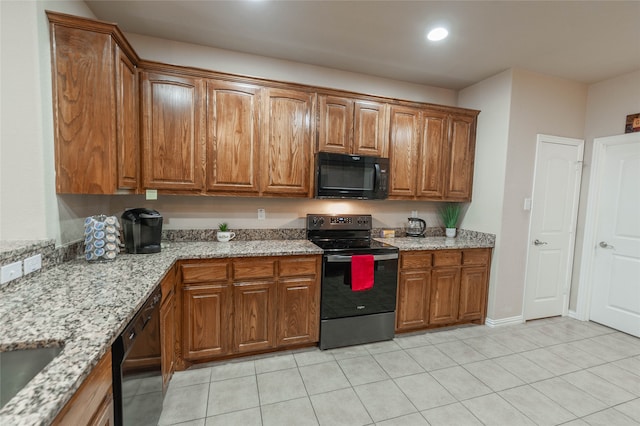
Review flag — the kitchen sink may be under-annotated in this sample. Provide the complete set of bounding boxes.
[0,346,63,409]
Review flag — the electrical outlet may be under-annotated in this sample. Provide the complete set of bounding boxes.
[24,254,42,275]
[145,189,158,200]
[1,261,23,285]
[411,210,418,218]
[257,208,266,220]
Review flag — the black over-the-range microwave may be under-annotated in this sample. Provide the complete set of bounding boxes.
[315,152,389,199]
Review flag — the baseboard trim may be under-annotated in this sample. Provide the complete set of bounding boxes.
[485,315,524,328]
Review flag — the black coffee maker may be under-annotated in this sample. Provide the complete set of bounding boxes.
[121,208,163,253]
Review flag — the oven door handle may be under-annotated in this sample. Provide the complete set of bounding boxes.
[325,253,398,263]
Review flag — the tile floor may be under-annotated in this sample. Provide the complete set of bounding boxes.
[158,317,640,425]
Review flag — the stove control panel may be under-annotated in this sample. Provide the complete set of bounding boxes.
[307,214,372,230]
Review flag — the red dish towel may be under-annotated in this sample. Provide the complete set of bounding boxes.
[351,255,374,291]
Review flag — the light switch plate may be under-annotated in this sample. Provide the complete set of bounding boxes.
[524,198,532,211]
[146,189,158,200]
[1,261,22,285]
[257,208,266,220]
[411,210,418,218]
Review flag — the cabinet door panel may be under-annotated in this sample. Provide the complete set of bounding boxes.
[396,270,430,331]
[207,81,260,193]
[160,291,175,394]
[182,284,232,360]
[429,268,460,325]
[51,25,116,194]
[260,88,314,196]
[116,47,138,190]
[417,111,447,199]
[318,95,353,154]
[354,101,388,157]
[445,114,476,200]
[388,105,421,198]
[277,277,319,346]
[142,72,205,190]
[234,281,276,353]
[459,266,488,321]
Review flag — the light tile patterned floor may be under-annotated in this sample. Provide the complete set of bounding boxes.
[158,317,640,425]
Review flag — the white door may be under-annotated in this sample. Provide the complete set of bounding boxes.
[589,134,640,337]
[524,135,584,320]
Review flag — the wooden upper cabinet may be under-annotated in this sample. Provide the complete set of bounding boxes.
[48,12,139,194]
[353,100,388,157]
[317,96,388,157]
[417,111,448,199]
[318,95,354,154]
[116,46,139,190]
[49,23,117,194]
[388,105,421,198]
[206,80,260,194]
[445,113,477,201]
[260,88,315,197]
[141,71,205,191]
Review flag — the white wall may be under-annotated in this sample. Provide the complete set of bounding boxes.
[570,69,640,310]
[126,33,457,106]
[0,0,103,243]
[459,68,588,321]
[457,69,513,320]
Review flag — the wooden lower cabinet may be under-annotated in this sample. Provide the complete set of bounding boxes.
[277,277,319,346]
[182,284,233,360]
[396,270,430,331]
[178,255,320,366]
[429,267,461,325]
[160,289,175,393]
[395,248,491,333]
[53,351,114,426]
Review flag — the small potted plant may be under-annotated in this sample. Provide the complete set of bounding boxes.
[439,203,461,238]
[216,223,236,242]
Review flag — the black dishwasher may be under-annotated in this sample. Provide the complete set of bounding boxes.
[112,285,163,426]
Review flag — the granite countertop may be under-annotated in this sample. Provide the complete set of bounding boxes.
[375,235,495,251]
[0,235,494,425]
[0,240,322,426]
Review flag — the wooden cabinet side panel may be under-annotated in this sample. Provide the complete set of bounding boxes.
[115,46,139,190]
[141,72,205,190]
[429,268,461,325]
[417,111,447,199]
[445,114,476,201]
[182,285,232,360]
[396,270,431,331]
[277,277,319,346]
[160,291,175,393]
[458,266,488,321]
[206,81,260,193]
[388,105,421,198]
[260,88,314,196]
[354,101,388,157]
[50,25,116,194]
[317,95,353,154]
[233,281,276,352]
[52,351,113,425]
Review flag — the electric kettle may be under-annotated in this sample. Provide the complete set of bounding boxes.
[406,217,427,237]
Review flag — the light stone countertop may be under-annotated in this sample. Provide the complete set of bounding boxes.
[0,235,494,425]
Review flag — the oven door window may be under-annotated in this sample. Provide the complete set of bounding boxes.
[321,255,398,319]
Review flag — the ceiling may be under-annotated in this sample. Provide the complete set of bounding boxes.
[85,0,640,90]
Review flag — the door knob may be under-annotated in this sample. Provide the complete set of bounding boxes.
[533,239,548,246]
[599,241,615,249]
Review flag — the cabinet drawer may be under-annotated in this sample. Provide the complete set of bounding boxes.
[279,256,318,277]
[234,259,276,280]
[400,252,432,269]
[462,249,490,266]
[182,261,229,283]
[433,251,462,267]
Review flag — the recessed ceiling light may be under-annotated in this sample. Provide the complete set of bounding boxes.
[427,27,449,42]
